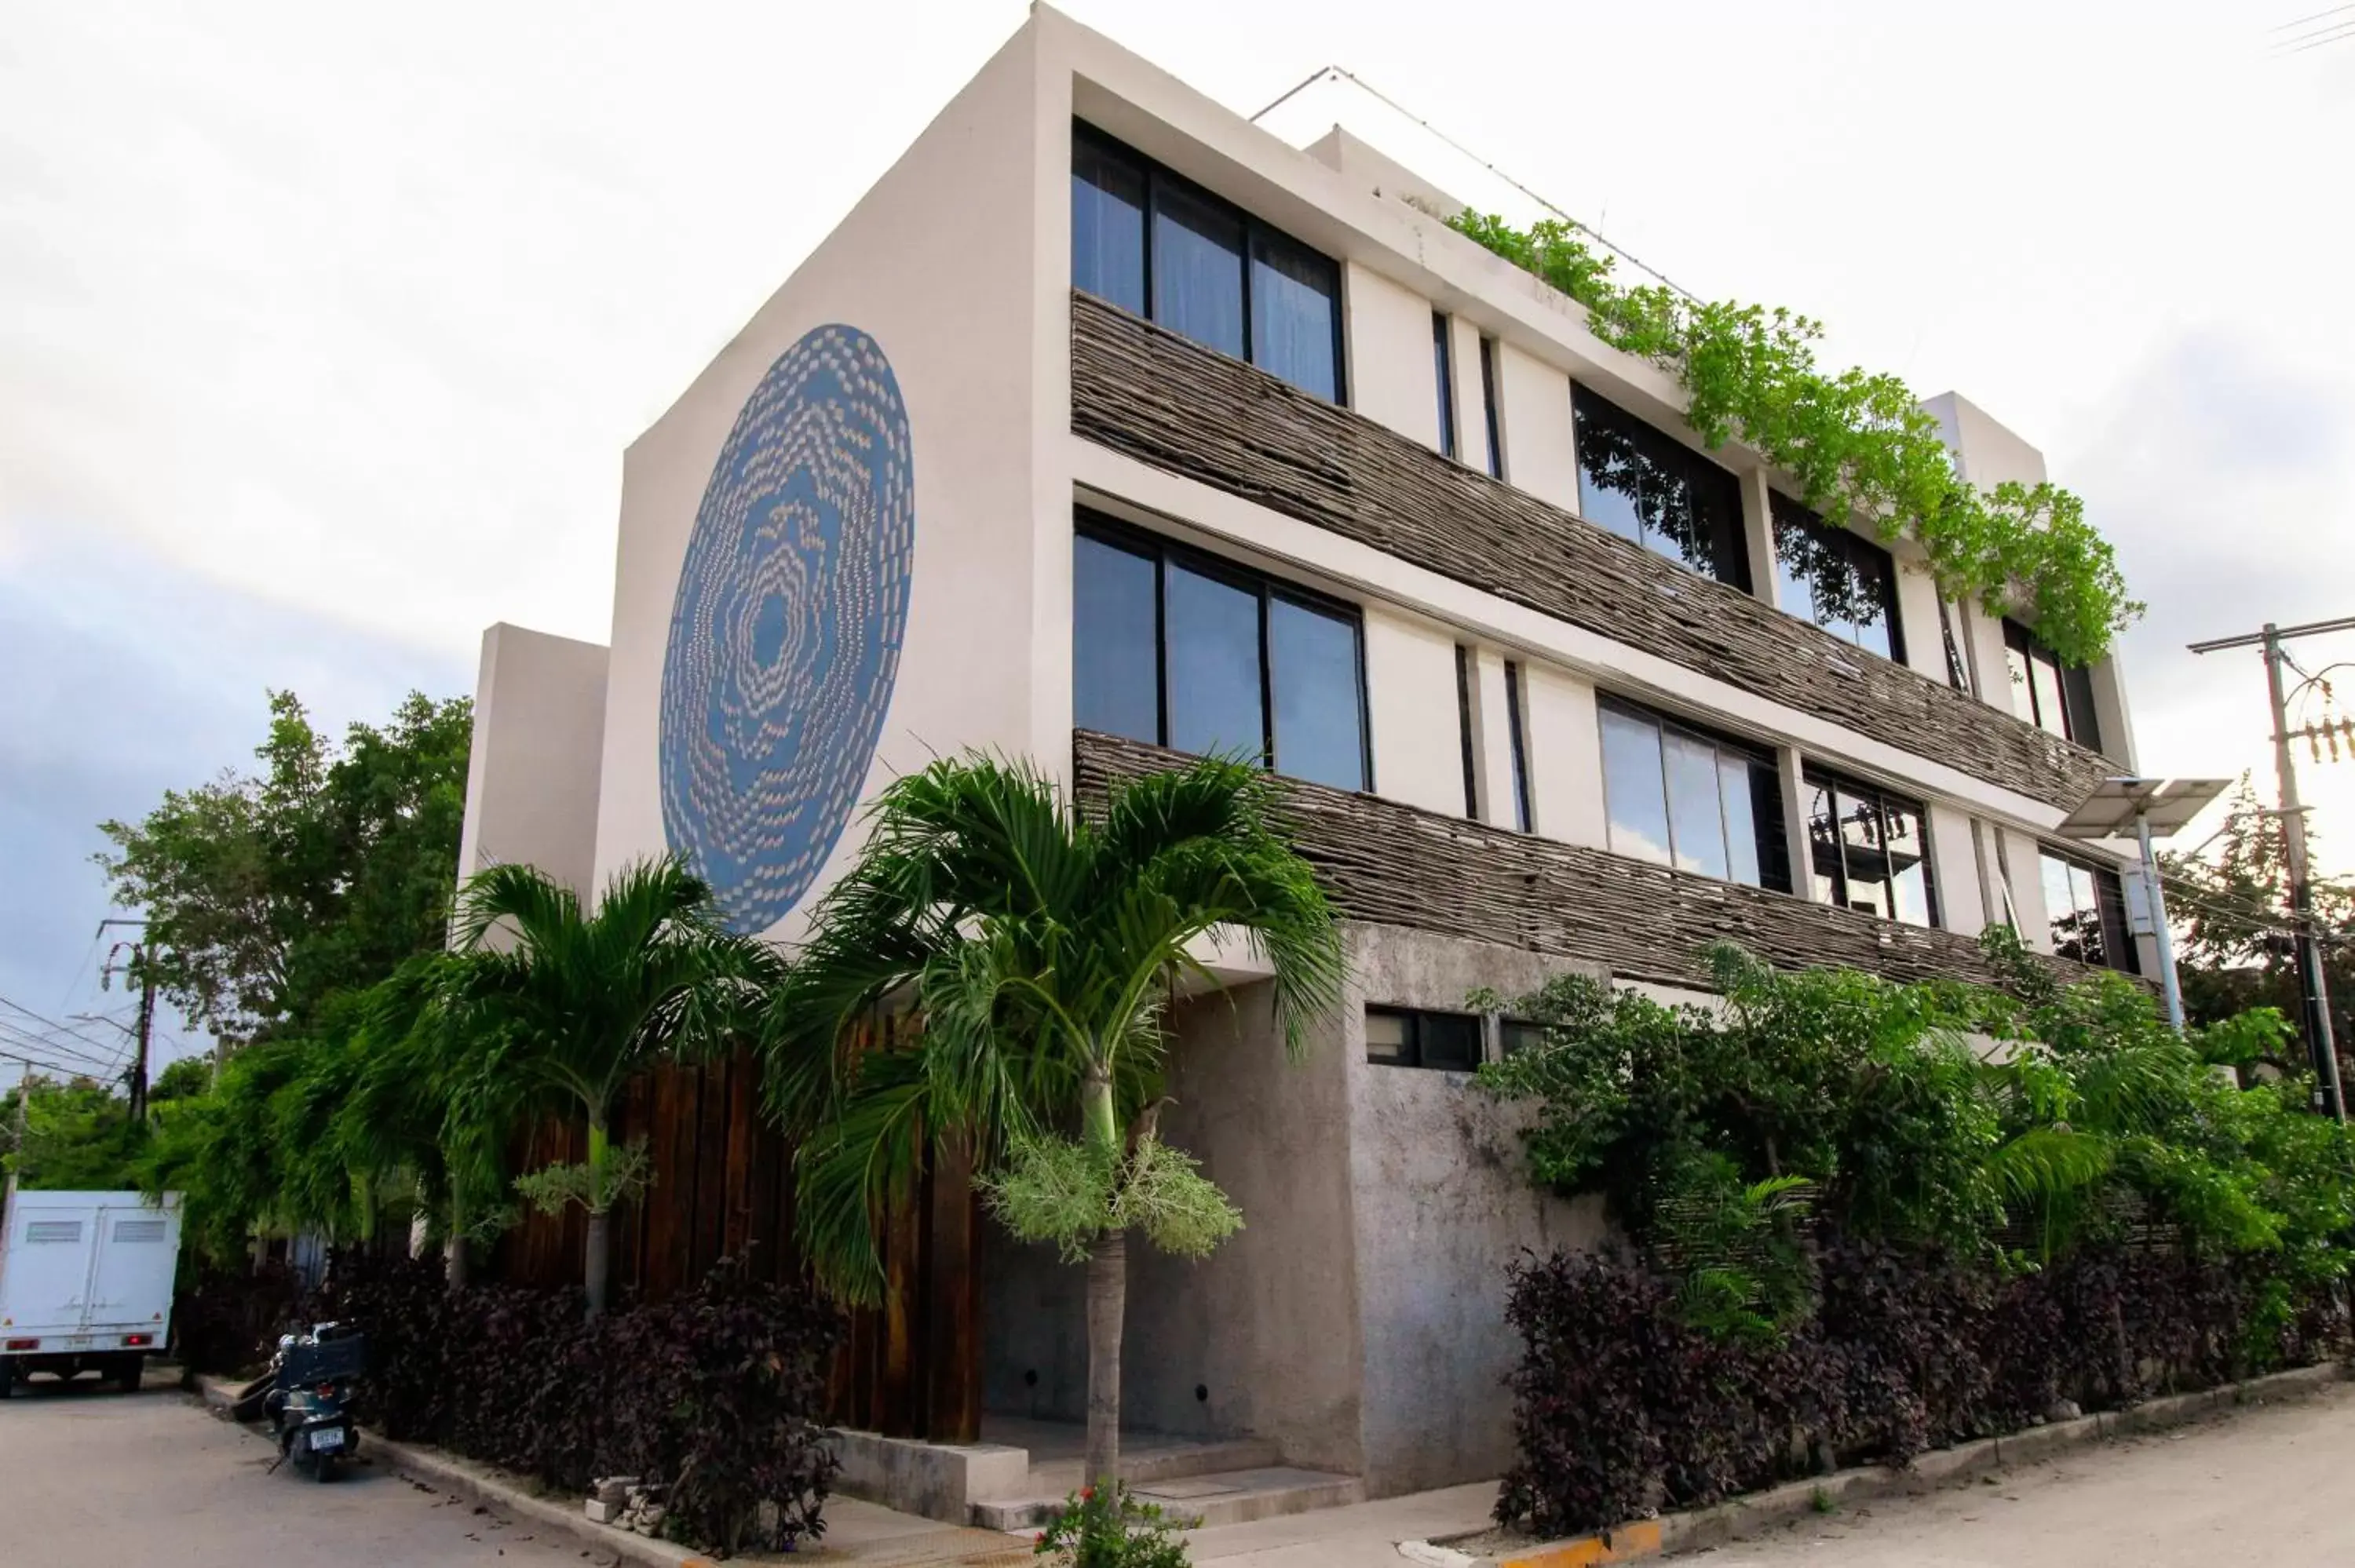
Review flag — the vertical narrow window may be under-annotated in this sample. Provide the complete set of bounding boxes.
[1938,598,1973,692]
[1071,133,1147,316]
[1479,336,1504,480]
[1432,312,1458,460]
[1250,231,1341,403]
[1152,181,1247,361]
[1455,645,1480,819]
[1804,768,1937,927]
[1503,659,1533,832]
[1268,594,1366,791]
[1163,560,1262,763]
[1072,532,1159,742]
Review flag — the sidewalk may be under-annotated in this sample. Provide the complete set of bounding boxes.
[1185,1482,1496,1567]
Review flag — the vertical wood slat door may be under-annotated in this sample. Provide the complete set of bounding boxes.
[488,1045,981,1442]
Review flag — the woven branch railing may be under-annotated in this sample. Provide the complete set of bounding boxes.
[1075,728,2118,995]
[1069,290,2112,813]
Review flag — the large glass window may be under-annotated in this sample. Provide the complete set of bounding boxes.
[1071,137,1147,318]
[2003,619,2101,751]
[1072,532,1159,741]
[1572,386,1751,589]
[1804,769,1936,926]
[1771,495,1904,662]
[1072,124,1343,403]
[2039,848,2140,973]
[1072,512,1367,791]
[1599,699,1790,891]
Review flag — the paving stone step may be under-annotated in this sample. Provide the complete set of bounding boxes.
[971,1464,1364,1533]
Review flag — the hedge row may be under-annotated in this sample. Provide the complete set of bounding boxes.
[1498,1237,2342,1537]
[316,1256,843,1556]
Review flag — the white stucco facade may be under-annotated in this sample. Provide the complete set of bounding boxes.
[457,3,2158,1498]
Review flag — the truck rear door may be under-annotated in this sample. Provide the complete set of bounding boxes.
[1,1205,98,1334]
[86,1205,176,1334]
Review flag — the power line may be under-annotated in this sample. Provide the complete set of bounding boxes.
[0,995,125,1058]
[2277,18,2355,53]
[0,1024,123,1081]
[1247,63,1706,304]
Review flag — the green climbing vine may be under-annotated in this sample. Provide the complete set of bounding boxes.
[1448,212,2141,665]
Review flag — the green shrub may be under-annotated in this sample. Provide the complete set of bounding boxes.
[1034,1485,1193,1568]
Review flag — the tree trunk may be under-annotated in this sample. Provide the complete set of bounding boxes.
[1084,1227,1126,1491]
[446,1193,471,1290]
[585,1115,612,1318]
[585,1208,611,1319]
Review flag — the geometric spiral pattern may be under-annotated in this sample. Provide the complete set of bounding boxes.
[658,323,915,935]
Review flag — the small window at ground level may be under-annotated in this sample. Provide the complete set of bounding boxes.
[1804,769,1937,928]
[1365,1006,1484,1071]
[1499,1019,1549,1058]
[2039,848,2141,974]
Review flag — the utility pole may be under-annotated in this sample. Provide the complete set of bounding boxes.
[2189,613,2355,1121]
[97,919,152,1125]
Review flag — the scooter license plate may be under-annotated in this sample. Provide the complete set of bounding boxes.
[310,1428,346,1453]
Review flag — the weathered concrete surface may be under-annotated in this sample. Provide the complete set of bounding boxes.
[1342,926,1606,1496]
[0,1380,580,1566]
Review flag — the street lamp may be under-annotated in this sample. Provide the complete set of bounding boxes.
[2054,775,2233,1036]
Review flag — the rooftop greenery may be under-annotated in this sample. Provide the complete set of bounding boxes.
[1448,212,2140,666]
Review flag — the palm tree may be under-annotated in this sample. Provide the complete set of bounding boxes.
[763,753,1345,1488]
[452,857,778,1315]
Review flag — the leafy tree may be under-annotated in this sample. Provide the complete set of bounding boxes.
[450,859,776,1315]
[95,690,472,1048]
[2162,776,2354,1062]
[148,1056,214,1104]
[763,754,1345,1487]
[2,1075,142,1190]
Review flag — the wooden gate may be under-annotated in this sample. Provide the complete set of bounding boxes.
[490,1047,981,1441]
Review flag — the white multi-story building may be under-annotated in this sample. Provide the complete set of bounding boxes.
[458,5,2152,1509]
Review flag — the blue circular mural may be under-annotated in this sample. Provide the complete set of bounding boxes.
[659,323,915,935]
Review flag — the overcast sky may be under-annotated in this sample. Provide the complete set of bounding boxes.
[5,1,2352,1065]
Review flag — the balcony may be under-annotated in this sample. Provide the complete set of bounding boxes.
[1068,290,2112,813]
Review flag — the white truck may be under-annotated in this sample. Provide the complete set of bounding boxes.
[0,1186,184,1396]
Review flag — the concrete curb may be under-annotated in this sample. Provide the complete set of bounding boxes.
[1411,1359,2348,1567]
[193,1373,716,1568]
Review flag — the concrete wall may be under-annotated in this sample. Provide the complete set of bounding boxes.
[1345,259,1442,450]
[1341,925,1607,1495]
[1364,606,1465,816]
[590,24,1050,939]
[455,623,609,897]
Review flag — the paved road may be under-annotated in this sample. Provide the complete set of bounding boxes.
[1704,1380,2355,1567]
[0,1373,582,1568]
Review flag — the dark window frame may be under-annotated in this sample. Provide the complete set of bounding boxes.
[1769,493,1906,664]
[1455,644,1480,820]
[1072,121,1347,405]
[2003,618,2101,751]
[1802,765,1941,928]
[1499,1018,1548,1059]
[1433,312,1458,461]
[1365,1005,1484,1071]
[1570,384,1753,591]
[2038,845,2141,975]
[1503,658,1534,833]
[1074,509,1372,792]
[1596,695,1793,893]
[1479,335,1505,480]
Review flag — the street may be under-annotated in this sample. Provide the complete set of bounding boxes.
[1696,1380,2355,1567]
[0,1373,579,1568]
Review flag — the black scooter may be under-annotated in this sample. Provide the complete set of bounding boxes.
[238,1322,367,1482]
